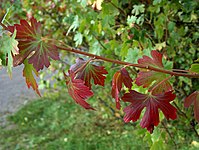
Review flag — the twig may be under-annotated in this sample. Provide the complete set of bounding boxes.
[173,102,188,119]
[92,34,107,50]
[56,45,199,78]
[172,69,190,73]
[138,41,144,51]
[74,57,95,74]
[145,18,154,31]
[106,0,126,17]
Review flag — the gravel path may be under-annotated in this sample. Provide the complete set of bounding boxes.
[0,66,39,127]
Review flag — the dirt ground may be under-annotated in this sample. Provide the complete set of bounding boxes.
[0,66,39,127]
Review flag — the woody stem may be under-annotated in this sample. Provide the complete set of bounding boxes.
[56,45,199,78]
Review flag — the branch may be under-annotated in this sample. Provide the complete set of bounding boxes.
[92,34,107,50]
[56,45,199,78]
[172,69,190,73]
[106,0,126,17]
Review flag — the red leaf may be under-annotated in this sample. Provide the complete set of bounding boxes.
[7,17,59,71]
[184,91,199,122]
[23,59,41,96]
[111,68,133,109]
[135,50,172,94]
[64,70,94,110]
[138,50,163,68]
[70,58,108,89]
[122,90,177,133]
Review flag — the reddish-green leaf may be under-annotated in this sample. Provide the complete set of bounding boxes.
[23,59,40,96]
[135,50,172,94]
[7,17,59,71]
[64,70,94,110]
[122,90,177,133]
[70,58,108,89]
[184,91,199,122]
[111,68,133,109]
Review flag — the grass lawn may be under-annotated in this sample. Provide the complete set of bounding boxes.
[0,91,149,150]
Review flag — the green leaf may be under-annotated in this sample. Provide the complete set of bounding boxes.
[77,0,87,7]
[155,42,166,50]
[125,48,141,64]
[120,43,130,59]
[0,30,19,77]
[90,41,101,55]
[190,58,199,73]
[150,140,164,150]
[67,15,79,35]
[74,32,83,46]
[153,0,162,5]
[101,2,119,17]
[190,64,199,74]
[168,21,175,32]
[132,4,145,16]
[163,59,173,70]
[136,14,145,25]
[154,14,166,40]
[151,128,161,143]
[127,15,137,26]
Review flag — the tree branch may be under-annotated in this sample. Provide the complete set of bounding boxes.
[56,45,199,78]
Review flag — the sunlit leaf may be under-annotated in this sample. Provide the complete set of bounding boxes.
[23,59,40,96]
[0,29,19,77]
[7,17,59,71]
[64,70,94,110]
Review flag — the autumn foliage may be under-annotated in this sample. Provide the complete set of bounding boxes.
[0,14,198,134]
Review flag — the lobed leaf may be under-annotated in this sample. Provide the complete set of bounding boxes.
[111,68,133,109]
[122,90,177,133]
[135,50,172,94]
[70,58,108,89]
[23,59,40,96]
[0,30,19,77]
[64,70,94,110]
[184,91,199,122]
[7,17,59,71]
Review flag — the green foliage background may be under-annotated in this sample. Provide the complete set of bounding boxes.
[0,0,199,149]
